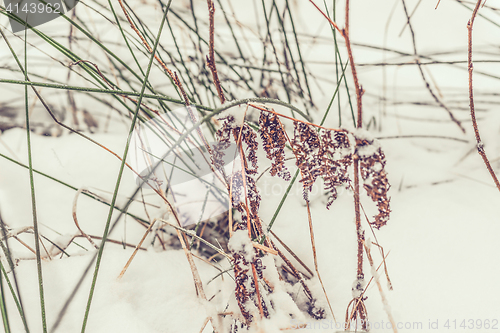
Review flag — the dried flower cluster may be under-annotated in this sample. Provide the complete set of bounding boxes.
[214,107,391,328]
[292,122,323,201]
[291,120,390,226]
[355,134,391,228]
[259,112,291,181]
[320,130,352,209]
[216,115,261,220]
[292,122,353,207]
[216,116,271,325]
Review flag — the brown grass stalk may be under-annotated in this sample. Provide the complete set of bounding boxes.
[117,0,190,105]
[161,204,221,332]
[206,0,226,104]
[305,202,336,321]
[342,0,363,129]
[467,0,500,193]
[73,188,100,250]
[353,158,364,282]
[269,230,314,278]
[117,219,157,279]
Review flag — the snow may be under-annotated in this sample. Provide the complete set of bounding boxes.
[227,229,254,264]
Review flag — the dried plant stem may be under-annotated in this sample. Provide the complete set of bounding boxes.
[198,317,210,333]
[117,219,157,279]
[305,203,336,321]
[248,103,346,133]
[467,0,500,193]
[268,240,314,300]
[159,206,221,333]
[12,235,39,259]
[352,250,390,306]
[269,230,313,278]
[341,2,368,320]
[345,252,389,329]
[117,0,190,105]
[308,0,362,126]
[175,227,220,333]
[252,242,278,255]
[369,241,393,290]
[310,0,368,325]
[158,219,231,260]
[266,114,335,320]
[308,0,342,33]
[251,263,265,319]
[342,1,363,128]
[334,0,366,310]
[207,0,226,104]
[353,158,364,281]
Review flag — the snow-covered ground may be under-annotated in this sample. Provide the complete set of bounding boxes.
[0,0,499,332]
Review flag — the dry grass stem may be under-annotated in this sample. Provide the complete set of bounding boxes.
[467,0,500,193]
[400,0,466,133]
[206,0,226,104]
[117,219,157,279]
[73,188,99,250]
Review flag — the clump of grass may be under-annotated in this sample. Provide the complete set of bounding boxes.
[9,0,500,331]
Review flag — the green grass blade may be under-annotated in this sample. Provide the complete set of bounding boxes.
[80,2,172,331]
[24,23,48,333]
[0,263,11,333]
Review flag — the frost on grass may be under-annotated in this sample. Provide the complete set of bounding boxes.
[351,276,366,299]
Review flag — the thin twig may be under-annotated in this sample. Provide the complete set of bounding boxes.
[308,0,342,33]
[342,0,363,129]
[467,0,500,193]
[401,0,466,133]
[73,188,99,250]
[117,219,157,279]
[206,0,226,104]
[363,241,397,333]
[305,203,335,321]
[159,219,231,260]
